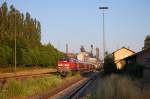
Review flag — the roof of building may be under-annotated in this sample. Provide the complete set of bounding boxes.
[125,48,150,59]
[112,46,135,54]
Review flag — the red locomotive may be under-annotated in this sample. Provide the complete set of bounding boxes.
[57,58,95,75]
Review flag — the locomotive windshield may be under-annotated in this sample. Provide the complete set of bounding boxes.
[59,58,78,62]
[59,58,70,62]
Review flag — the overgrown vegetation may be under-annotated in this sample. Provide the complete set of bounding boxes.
[124,63,144,78]
[97,75,142,99]
[0,75,61,98]
[0,75,63,98]
[82,75,150,99]
[0,2,65,68]
[0,73,81,98]
[144,35,150,49]
[66,71,80,77]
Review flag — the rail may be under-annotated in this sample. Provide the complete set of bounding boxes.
[51,71,99,99]
[0,69,56,82]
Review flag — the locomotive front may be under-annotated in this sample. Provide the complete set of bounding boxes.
[57,58,78,75]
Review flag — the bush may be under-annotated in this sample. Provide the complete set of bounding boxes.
[0,45,12,65]
[124,63,144,78]
[103,53,117,74]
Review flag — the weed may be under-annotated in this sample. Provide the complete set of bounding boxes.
[83,74,150,99]
[0,75,62,98]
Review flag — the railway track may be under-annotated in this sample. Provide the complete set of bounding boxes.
[0,71,99,99]
[0,72,49,81]
[0,69,57,82]
[50,71,99,99]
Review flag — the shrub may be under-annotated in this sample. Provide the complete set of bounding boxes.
[124,63,144,78]
[103,53,117,74]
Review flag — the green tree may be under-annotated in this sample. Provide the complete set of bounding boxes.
[103,53,117,74]
[144,35,150,49]
[0,2,66,68]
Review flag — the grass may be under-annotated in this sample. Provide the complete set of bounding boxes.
[0,72,81,99]
[82,74,150,99]
[0,75,62,98]
[66,71,81,77]
[98,75,142,99]
[0,66,53,73]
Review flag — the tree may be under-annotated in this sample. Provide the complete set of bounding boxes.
[103,53,117,74]
[0,2,66,67]
[144,35,150,49]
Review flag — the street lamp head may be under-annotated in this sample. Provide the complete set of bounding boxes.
[99,7,109,9]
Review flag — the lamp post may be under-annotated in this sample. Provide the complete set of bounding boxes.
[99,6,108,64]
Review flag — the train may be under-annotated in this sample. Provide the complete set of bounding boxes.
[57,58,98,75]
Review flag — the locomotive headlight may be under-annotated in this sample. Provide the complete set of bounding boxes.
[66,66,69,69]
[64,64,69,66]
[58,64,63,66]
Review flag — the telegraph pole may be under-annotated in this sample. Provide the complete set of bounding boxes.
[1,0,16,74]
[99,6,108,64]
[14,11,16,75]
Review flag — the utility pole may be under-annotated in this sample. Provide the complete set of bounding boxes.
[99,6,109,64]
[14,11,16,75]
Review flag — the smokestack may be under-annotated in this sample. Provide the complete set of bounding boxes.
[91,45,93,57]
[80,45,85,52]
[96,47,100,61]
[66,44,68,54]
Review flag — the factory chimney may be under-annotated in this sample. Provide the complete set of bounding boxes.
[66,44,68,55]
[91,45,93,57]
[96,47,100,61]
